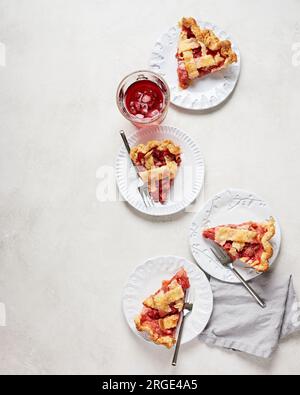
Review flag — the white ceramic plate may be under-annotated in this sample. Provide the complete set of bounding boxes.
[123,256,213,346]
[190,189,281,283]
[116,125,205,216]
[149,20,241,110]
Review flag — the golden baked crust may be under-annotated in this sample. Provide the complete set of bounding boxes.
[143,280,184,313]
[130,140,181,169]
[240,218,276,272]
[134,316,176,349]
[177,17,238,88]
[159,314,180,330]
[130,139,181,203]
[203,218,276,272]
[215,228,257,245]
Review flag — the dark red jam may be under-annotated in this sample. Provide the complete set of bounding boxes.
[125,80,164,120]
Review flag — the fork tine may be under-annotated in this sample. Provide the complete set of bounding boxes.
[184,302,193,312]
[142,187,153,207]
[189,286,194,303]
[146,190,155,207]
[210,247,221,261]
[139,188,149,208]
[209,241,231,264]
[144,187,154,207]
[144,190,152,208]
[186,288,194,306]
[183,289,191,310]
[185,288,190,300]
[144,191,151,208]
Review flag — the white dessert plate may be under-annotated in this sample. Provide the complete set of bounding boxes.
[116,125,205,216]
[190,188,282,283]
[123,256,213,346]
[149,20,241,110]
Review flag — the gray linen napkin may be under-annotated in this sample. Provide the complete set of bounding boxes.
[199,273,300,358]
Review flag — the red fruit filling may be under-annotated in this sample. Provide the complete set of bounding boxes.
[203,224,267,263]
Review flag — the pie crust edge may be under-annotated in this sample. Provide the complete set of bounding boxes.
[177,17,238,89]
[203,218,276,272]
[134,269,189,349]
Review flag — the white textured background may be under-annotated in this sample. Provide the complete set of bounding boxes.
[0,0,300,375]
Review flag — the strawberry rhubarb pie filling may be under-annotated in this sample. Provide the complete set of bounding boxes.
[135,268,190,348]
[203,218,276,272]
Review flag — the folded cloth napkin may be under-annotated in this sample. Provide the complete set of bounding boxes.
[199,272,300,358]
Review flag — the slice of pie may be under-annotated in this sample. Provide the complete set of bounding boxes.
[203,218,276,272]
[176,17,238,89]
[135,268,190,348]
[130,139,181,203]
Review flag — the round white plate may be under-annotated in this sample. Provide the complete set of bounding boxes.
[190,189,282,283]
[116,125,205,216]
[123,256,213,346]
[149,20,241,110]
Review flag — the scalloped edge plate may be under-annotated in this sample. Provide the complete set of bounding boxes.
[190,188,282,283]
[116,125,205,216]
[122,256,213,346]
[149,20,241,110]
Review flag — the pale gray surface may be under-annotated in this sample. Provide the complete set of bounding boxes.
[0,0,300,375]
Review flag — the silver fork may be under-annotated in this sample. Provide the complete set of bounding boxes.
[119,130,154,208]
[172,292,193,366]
[209,240,266,308]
